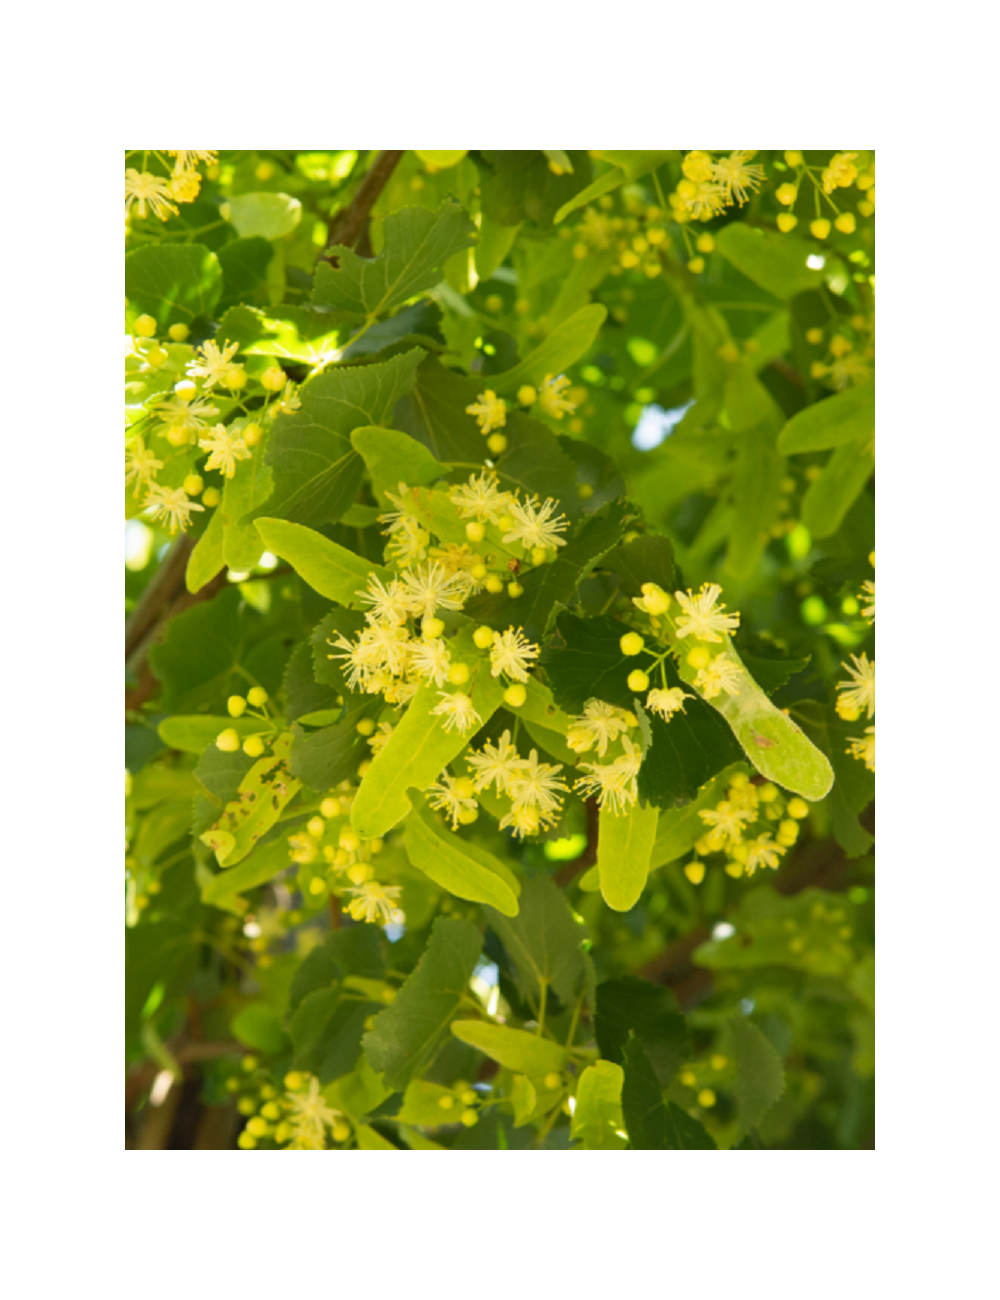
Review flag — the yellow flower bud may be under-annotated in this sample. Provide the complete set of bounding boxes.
[202,488,221,507]
[620,632,645,656]
[684,861,706,885]
[307,816,325,838]
[247,687,268,707]
[228,695,247,717]
[507,581,524,598]
[504,684,527,708]
[686,647,711,670]
[243,736,265,758]
[356,718,376,736]
[321,797,341,818]
[776,213,798,233]
[168,323,190,342]
[216,728,241,752]
[473,625,495,650]
[465,521,486,544]
[243,422,263,447]
[448,663,471,686]
[134,314,157,338]
[487,433,507,455]
[517,385,537,406]
[627,669,649,692]
[834,212,856,234]
[810,219,831,240]
[422,616,445,639]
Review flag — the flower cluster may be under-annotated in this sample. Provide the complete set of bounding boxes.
[669,150,767,225]
[773,149,874,237]
[840,554,875,772]
[124,150,218,224]
[464,730,569,837]
[125,326,302,534]
[682,772,811,883]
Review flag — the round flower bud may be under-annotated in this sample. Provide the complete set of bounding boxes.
[504,683,527,708]
[320,797,341,818]
[454,777,476,800]
[247,686,268,707]
[484,576,504,594]
[695,232,715,254]
[684,861,706,885]
[243,736,265,757]
[183,474,204,497]
[688,257,705,274]
[758,783,779,803]
[145,345,168,368]
[465,521,486,544]
[332,1122,351,1143]
[530,547,548,566]
[686,647,711,670]
[356,718,375,736]
[461,1089,478,1106]
[809,219,831,240]
[260,1102,280,1121]
[422,616,445,639]
[698,1089,716,1108]
[776,183,798,207]
[307,816,326,838]
[805,327,824,345]
[438,1095,455,1110]
[229,695,248,717]
[518,385,537,406]
[460,1109,479,1128]
[784,150,803,166]
[620,632,645,656]
[627,669,649,692]
[284,1071,305,1091]
[237,1132,256,1149]
[168,323,190,342]
[471,563,488,581]
[487,433,508,455]
[174,379,197,403]
[448,663,470,686]
[776,213,797,233]
[473,625,495,650]
[348,864,372,885]
[339,827,359,853]
[134,314,157,338]
[216,728,241,752]
[308,877,326,896]
[577,483,594,500]
[241,1055,258,1072]
[261,366,286,392]
[787,797,809,820]
[202,488,221,507]
[834,212,856,234]
[224,365,248,390]
[242,422,262,447]
[457,808,478,825]
[507,581,524,598]
[544,1073,562,1091]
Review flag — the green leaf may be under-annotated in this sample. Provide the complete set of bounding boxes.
[728,1015,785,1138]
[125,243,223,330]
[675,639,834,801]
[802,441,874,539]
[217,440,274,572]
[351,629,506,839]
[479,150,593,227]
[570,1061,628,1150]
[340,299,444,361]
[662,1102,717,1150]
[395,1079,462,1127]
[715,224,825,300]
[483,874,590,1009]
[542,612,633,713]
[216,237,273,309]
[231,1003,289,1054]
[218,305,342,366]
[404,794,520,916]
[468,500,633,643]
[597,802,660,912]
[158,714,258,754]
[393,356,489,464]
[287,699,379,791]
[475,216,521,279]
[595,150,676,183]
[355,1124,399,1150]
[351,425,446,505]
[796,701,875,856]
[252,348,424,528]
[363,916,482,1091]
[648,766,744,868]
[491,414,582,517]
[313,201,476,319]
[289,926,386,1014]
[778,379,876,454]
[554,168,627,224]
[200,838,291,911]
[226,191,302,241]
[510,1074,537,1126]
[186,505,226,592]
[601,534,676,596]
[254,518,391,604]
[638,688,745,811]
[594,976,689,1089]
[199,735,301,867]
[148,587,243,712]
[488,304,607,395]
[450,1020,567,1075]
[620,1036,667,1149]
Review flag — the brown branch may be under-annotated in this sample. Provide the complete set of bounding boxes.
[126,566,229,713]
[125,535,194,660]
[322,150,405,260]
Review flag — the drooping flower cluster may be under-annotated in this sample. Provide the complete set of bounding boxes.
[124,150,218,224]
[463,731,569,837]
[681,772,811,884]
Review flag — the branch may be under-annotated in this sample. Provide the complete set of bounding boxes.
[322,150,405,260]
[125,535,194,661]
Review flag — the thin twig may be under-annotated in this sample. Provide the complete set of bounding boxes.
[322,150,405,260]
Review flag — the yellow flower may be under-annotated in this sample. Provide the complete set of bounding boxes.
[466,730,522,795]
[449,470,512,524]
[860,580,875,623]
[822,152,859,194]
[507,749,568,817]
[465,390,507,434]
[672,179,728,222]
[537,374,576,419]
[408,636,452,687]
[489,627,540,682]
[188,339,240,389]
[682,151,715,183]
[566,700,630,757]
[169,170,202,203]
[125,170,178,222]
[502,494,569,551]
[359,576,410,626]
[848,726,875,772]
[838,652,875,720]
[710,151,766,205]
[742,835,785,876]
[198,424,252,478]
[125,439,162,496]
[346,881,402,925]
[427,775,478,829]
[673,584,740,642]
[144,485,205,534]
[645,686,692,722]
[694,655,741,699]
[431,691,482,734]
[575,737,642,814]
[167,150,219,173]
[399,561,471,618]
